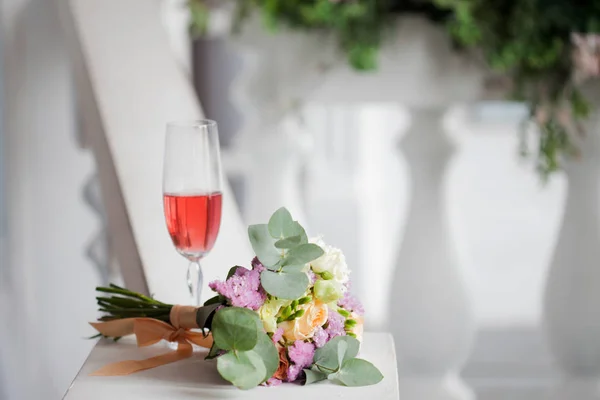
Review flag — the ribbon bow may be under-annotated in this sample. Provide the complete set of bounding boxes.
[89,306,213,376]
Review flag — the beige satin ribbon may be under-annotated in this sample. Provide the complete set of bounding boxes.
[89,305,213,376]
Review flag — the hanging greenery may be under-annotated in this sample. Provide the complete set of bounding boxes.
[188,0,600,179]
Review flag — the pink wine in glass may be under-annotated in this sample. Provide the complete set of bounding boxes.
[163,192,223,258]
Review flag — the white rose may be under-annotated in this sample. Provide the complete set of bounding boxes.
[310,237,350,285]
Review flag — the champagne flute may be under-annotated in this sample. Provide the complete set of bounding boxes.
[163,120,223,305]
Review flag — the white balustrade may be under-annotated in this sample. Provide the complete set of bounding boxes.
[391,108,475,400]
[543,85,600,399]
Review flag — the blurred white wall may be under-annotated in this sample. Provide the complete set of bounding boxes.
[1,0,99,398]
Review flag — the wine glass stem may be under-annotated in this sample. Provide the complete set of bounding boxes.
[187,261,203,305]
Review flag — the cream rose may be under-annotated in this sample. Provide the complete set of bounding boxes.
[279,300,328,341]
[310,237,350,285]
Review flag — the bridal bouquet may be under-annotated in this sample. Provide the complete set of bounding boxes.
[91,208,383,389]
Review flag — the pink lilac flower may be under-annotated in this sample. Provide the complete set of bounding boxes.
[288,340,315,367]
[251,256,266,273]
[272,328,284,344]
[286,340,315,382]
[208,266,266,310]
[287,364,303,382]
[325,309,346,339]
[263,377,282,387]
[307,269,316,284]
[312,327,328,348]
[338,292,365,315]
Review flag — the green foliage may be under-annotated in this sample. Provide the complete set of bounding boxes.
[260,270,310,300]
[189,1,450,70]
[248,224,280,267]
[249,207,322,299]
[307,336,383,387]
[211,307,279,389]
[188,0,600,180]
[217,350,267,390]
[335,358,385,387]
[211,307,262,351]
[433,0,600,177]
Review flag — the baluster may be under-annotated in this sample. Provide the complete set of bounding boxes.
[544,91,600,399]
[390,107,475,400]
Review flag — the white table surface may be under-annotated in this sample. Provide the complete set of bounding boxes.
[63,332,399,399]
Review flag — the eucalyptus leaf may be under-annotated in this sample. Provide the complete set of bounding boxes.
[280,264,306,273]
[284,221,308,244]
[253,332,280,381]
[337,340,349,372]
[284,244,324,266]
[274,236,302,249]
[314,336,360,372]
[248,224,281,267]
[217,350,267,390]
[303,368,327,385]
[268,207,294,239]
[260,270,309,300]
[211,307,260,351]
[336,358,384,387]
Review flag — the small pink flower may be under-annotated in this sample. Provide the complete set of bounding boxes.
[272,328,284,344]
[263,377,282,387]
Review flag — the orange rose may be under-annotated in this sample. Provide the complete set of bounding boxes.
[272,346,289,381]
[280,300,328,341]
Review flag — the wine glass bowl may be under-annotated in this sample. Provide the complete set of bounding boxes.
[162,120,223,305]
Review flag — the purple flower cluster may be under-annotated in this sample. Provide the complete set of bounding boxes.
[251,256,266,272]
[208,261,266,310]
[287,340,315,382]
[338,292,364,315]
[312,327,328,348]
[325,309,346,339]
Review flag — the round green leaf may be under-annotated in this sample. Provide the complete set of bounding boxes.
[337,358,384,387]
[217,350,267,390]
[304,368,327,385]
[274,236,302,249]
[260,270,309,300]
[268,207,294,238]
[253,332,279,381]
[248,224,281,267]
[211,307,260,351]
[314,336,360,372]
[284,243,324,266]
[284,221,308,244]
